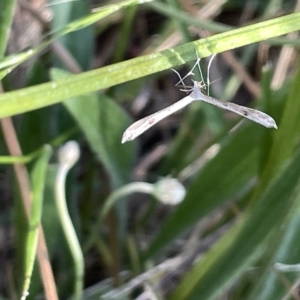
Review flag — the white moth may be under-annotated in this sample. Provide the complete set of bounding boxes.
[122,57,277,144]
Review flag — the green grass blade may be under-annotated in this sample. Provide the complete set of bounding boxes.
[0,0,16,57]
[171,148,300,300]
[51,68,137,187]
[0,0,150,76]
[256,57,300,190]
[51,0,93,70]
[0,12,299,118]
[112,4,138,63]
[248,201,300,299]
[244,59,300,299]
[145,123,261,258]
[148,1,232,32]
[21,145,52,299]
[166,46,300,300]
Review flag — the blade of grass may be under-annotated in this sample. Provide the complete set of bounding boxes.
[148,0,300,48]
[51,0,93,70]
[168,41,300,300]
[248,199,300,299]
[0,0,151,76]
[147,1,233,32]
[254,54,300,195]
[112,4,138,63]
[145,123,261,259]
[0,0,16,56]
[171,147,300,300]
[166,0,191,42]
[0,12,299,118]
[0,2,58,300]
[21,145,52,300]
[51,68,137,187]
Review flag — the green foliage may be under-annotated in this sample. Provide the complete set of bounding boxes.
[1,0,300,299]
[22,146,52,298]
